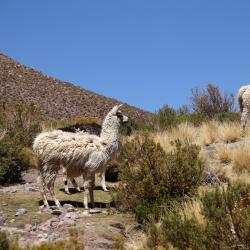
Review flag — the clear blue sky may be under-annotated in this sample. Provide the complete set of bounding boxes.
[1,1,249,112]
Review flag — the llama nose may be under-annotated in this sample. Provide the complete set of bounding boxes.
[123,116,129,123]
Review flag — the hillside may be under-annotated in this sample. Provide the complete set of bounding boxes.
[0,52,153,123]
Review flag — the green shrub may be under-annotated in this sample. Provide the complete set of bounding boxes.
[114,135,204,224]
[0,101,43,184]
[146,182,250,250]
[214,112,241,123]
[155,105,177,130]
[0,141,24,184]
[0,231,9,250]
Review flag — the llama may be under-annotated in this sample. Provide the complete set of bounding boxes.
[238,85,250,132]
[57,122,110,193]
[33,104,128,209]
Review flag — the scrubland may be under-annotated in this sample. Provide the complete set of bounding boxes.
[1,84,250,249]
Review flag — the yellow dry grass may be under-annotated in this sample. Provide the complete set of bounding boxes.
[218,122,241,143]
[231,144,250,173]
[179,199,206,226]
[216,144,232,164]
[153,122,197,153]
[197,121,219,145]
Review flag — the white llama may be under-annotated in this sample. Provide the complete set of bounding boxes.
[33,104,128,209]
[238,85,250,131]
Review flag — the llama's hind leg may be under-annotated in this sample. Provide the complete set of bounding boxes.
[48,177,61,207]
[37,174,49,207]
[62,166,70,194]
[99,171,108,192]
[71,178,82,192]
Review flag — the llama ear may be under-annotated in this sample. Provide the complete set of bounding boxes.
[117,104,123,110]
[111,104,123,114]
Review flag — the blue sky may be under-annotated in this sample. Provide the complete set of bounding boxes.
[0,1,250,112]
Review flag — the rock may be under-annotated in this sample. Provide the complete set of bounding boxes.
[24,224,32,231]
[89,209,102,214]
[63,203,76,212]
[63,203,74,209]
[10,219,15,223]
[15,208,27,216]
[27,187,38,192]
[0,214,7,225]
[10,189,17,193]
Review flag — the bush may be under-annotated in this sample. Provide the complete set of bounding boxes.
[114,135,204,224]
[0,231,9,250]
[191,84,235,118]
[155,105,178,130]
[146,182,250,250]
[0,101,43,184]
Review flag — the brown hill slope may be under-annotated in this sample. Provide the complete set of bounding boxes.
[0,52,153,123]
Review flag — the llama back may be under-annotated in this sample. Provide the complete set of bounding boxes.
[33,130,102,167]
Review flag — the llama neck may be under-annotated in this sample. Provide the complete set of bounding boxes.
[100,117,120,148]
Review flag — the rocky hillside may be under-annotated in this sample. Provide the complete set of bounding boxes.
[0,52,153,123]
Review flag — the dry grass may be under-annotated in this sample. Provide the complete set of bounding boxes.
[218,122,241,143]
[179,199,206,226]
[197,121,219,146]
[153,122,197,153]
[216,144,232,164]
[231,144,250,173]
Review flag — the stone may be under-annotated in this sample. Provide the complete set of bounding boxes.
[24,224,32,231]
[10,219,15,223]
[15,208,27,216]
[0,215,7,225]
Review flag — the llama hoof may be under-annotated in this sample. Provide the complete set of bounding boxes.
[103,188,109,192]
[65,190,71,195]
[76,188,82,192]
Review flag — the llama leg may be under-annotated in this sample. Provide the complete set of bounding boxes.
[62,167,70,194]
[49,180,61,207]
[100,171,108,192]
[89,174,95,208]
[37,174,49,207]
[45,165,61,207]
[241,106,250,133]
[71,178,81,192]
[83,174,95,209]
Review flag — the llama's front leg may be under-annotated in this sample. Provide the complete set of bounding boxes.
[83,174,95,209]
[100,171,108,192]
[71,178,82,192]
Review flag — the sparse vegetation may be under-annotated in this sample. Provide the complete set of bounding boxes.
[0,228,84,250]
[191,84,236,118]
[115,135,204,224]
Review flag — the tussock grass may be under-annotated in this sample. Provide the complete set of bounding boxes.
[218,122,241,143]
[179,199,206,226]
[216,144,232,164]
[153,123,197,153]
[198,121,219,145]
[232,144,250,174]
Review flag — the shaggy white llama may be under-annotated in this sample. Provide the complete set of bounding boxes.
[33,104,128,209]
[57,123,110,193]
[238,85,250,131]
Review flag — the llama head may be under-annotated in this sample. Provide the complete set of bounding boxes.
[102,104,128,131]
[109,104,128,124]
